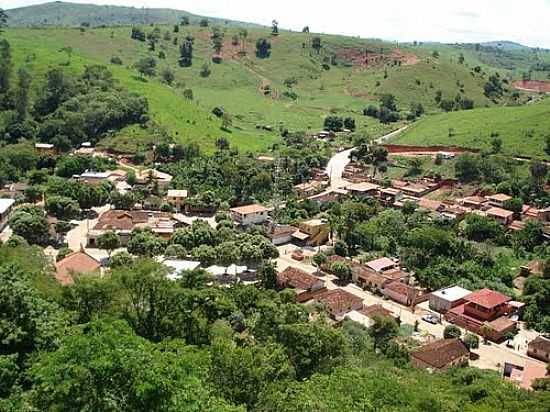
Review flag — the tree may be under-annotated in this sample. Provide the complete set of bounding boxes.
[59,46,73,65]
[480,325,491,344]
[256,38,272,58]
[490,136,502,154]
[259,261,277,290]
[0,8,8,33]
[14,68,31,121]
[45,195,80,220]
[343,117,356,131]
[369,316,399,352]
[514,220,545,252]
[271,20,279,35]
[173,24,179,33]
[312,252,327,274]
[323,115,343,132]
[302,26,310,33]
[545,135,550,157]
[134,57,157,77]
[455,154,480,182]
[380,93,397,111]
[200,63,211,78]
[160,67,175,85]
[127,230,166,257]
[180,16,190,26]
[179,39,193,67]
[97,231,120,259]
[238,28,248,55]
[0,39,13,97]
[199,18,209,27]
[443,325,462,339]
[330,261,352,283]
[463,333,479,350]
[221,112,232,130]
[311,36,322,54]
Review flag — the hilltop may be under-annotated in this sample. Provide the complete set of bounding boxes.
[5,1,262,28]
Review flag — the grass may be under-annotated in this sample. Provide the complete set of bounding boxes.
[392,98,550,158]
[4,22,517,153]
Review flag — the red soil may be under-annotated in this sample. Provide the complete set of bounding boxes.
[512,80,550,93]
[335,47,418,70]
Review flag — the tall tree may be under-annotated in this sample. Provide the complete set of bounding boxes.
[0,8,8,34]
[179,39,193,67]
[14,68,31,121]
[0,39,12,96]
[97,231,121,259]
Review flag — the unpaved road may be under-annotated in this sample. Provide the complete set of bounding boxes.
[325,126,409,189]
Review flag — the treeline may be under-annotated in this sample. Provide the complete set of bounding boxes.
[0,40,149,150]
[1,244,549,411]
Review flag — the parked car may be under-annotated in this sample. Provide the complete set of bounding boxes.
[422,313,440,324]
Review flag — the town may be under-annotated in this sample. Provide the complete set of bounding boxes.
[1,1,550,410]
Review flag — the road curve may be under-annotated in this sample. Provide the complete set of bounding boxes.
[325,125,409,189]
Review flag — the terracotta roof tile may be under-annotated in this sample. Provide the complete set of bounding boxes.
[278,267,323,290]
[465,288,511,309]
[412,338,469,369]
[55,251,100,286]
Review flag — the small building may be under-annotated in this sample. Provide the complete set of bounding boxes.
[504,360,548,390]
[35,142,56,155]
[55,250,101,286]
[345,182,380,198]
[292,219,330,246]
[358,304,397,326]
[0,198,15,231]
[379,187,402,205]
[523,206,550,222]
[527,336,550,363]
[461,196,487,210]
[411,339,470,371]
[277,266,326,302]
[229,204,270,226]
[306,188,348,206]
[310,288,363,320]
[162,259,201,281]
[136,169,173,189]
[165,189,188,212]
[486,193,512,208]
[269,224,297,245]
[429,286,472,313]
[486,207,514,225]
[365,257,398,273]
[382,281,421,306]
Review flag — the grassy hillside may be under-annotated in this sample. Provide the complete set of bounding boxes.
[5,1,262,28]
[4,3,548,154]
[392,98,550,158]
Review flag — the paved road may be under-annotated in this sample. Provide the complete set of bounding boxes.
[325,126,409,189]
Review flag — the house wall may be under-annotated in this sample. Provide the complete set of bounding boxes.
[382,288,410,306]
[0,209,12,231]
[429,296,466,313]
[411,355,468,371]
[231,211,268,226]
[463,302,508,321]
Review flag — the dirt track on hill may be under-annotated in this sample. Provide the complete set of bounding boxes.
[512,80,550,93]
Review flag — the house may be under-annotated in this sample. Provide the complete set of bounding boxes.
[277,266,326,302]
[162,259,201,281]
[391,179,440,197]
[355,257,409,290]
[310,288,363,320]
[229,204,270,226]
[0,198,15,231]
[136,169,173,189]
[35,142,56,155]
[445,288,516,342]
[291,219,330,246]
[165,189,188,212]
[382,281,422,306]
[306,188,348,206]
[359,304,397,325]
[527,336,550,363]
[486,207,514,225]
[504,360,548,390]
[346,182,380,198]
[206,264,255,284]
[486,193,512,208]
[294,180,328,198]
[379,187,402,205]
[429,286,472,313]
[269,224,297,245]
[366,257,398,273]
[55,250,101,286]
[461,196,487,210]
[87,210,178,246]
[523,206,550,222]
[78,170,128,186]
[411,339,470,371]
[417,198,445,213]
[1,182,29,199]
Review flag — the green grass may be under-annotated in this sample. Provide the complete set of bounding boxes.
[392,98,550,158]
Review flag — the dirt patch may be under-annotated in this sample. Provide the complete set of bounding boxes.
[381,144,478,155]
[335,47,418,70]
[512,80,550,93]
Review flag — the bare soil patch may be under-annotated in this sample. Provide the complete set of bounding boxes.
[512,80,550,93]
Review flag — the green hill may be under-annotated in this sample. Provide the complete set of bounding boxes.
[3,2,549,154]
[5,1,262,29]
[392,97,550,158]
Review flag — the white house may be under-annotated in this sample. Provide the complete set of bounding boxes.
[0,198,15,231]
[229,204,269,226]
[162,259,201,281]
[429,286,472,313]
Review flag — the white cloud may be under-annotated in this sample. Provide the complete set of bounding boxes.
[3,0,550,48]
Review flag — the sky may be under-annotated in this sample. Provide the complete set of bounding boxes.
[3,0,550,48]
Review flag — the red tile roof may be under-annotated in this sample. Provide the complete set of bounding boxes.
[359,304,396,319]
[366,257,396,272]
[55,251,100,286]
[411,338,469,369]
[313,289,363,315]
[528,336,550,353]
[465,288,511,309]
[278,267,323,290]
